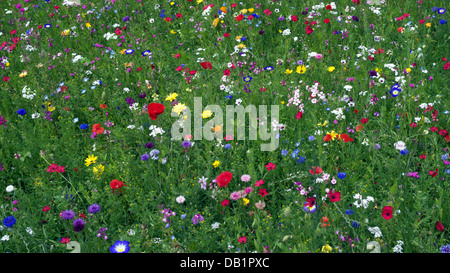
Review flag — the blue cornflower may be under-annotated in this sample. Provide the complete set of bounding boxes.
[297,156,306,164]
[17,109,26,116]
[181,140,192,148]
[352,221,360,228]
[141,154,150,161]
[400,149,409,155]
[88,204,101,214]
[440,19,447,25]
[291,148,299,158]
[44,24,51,28]
[345,209,354,215]
[337,172,346,179]
[225,95,233,100]
[80,124,88,130]
[3,216,16,228]
[308,135,315,141]
[224,144,231,149]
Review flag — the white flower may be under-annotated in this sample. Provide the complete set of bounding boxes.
[6,185,15,193]
[211,222,220,229]
[1,235,10,241]
[394,141,406,151]
[368,226,383,238]
[176,195,186,204]
[127,229,136,236]
[26,227,34,235]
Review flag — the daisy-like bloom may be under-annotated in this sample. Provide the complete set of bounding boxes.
[110,240,130,253]
[394,141,406,151]
[125,49,134,55]
[165,93,178,102]
[176,195,186,204]
[390,83,401,97]
[85,154,97,167]
[93,164,104,178]
[44,24,51,28]
[172,103,186,115]
[264,66,274,71]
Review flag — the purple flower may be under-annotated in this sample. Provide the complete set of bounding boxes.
[181,141,192,148]
[191,214,204,225]
[60,210,75,220]
[141,154,150,161]
[88,203,101,214]
[73,218,85,232]
[145,142,154,149]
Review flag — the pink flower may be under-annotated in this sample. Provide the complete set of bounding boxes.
[255,180,265,187]
[265,162,276,171]
[230,191,241,201]
[240,174,251,182]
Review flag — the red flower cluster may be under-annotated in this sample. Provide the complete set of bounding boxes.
[148,103,165,120]
[216,171,232,187]
[47,164,65,173]
[110,179,126,191]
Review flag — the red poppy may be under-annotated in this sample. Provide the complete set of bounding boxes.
[223,69,231,76]
[436,221,445,232]
[339,133,354,142]
[355,124,364,132]
[79,213,86,219]
[223,32,229,37]
[255,179,265,187]
[361,117,368,124]
[175,13,182,18]
[328,191,341,202]
[296,111,303,120]
[291,15,298,22]
[238,236,247,243]
[115,28,122,36]
[265,162,276,171]
[382,206,393,220]
[236,14,244,21]
[216,171,233,187]
[323,134,332,141]
[326,4,332,10]
[110,179,126,190]
[201,61,212,69]
[60,86,68,92]
[305,197,316,207]
[100,104,107,109]
[147,103,165,120]
[221,199,229,207]
[165,17,172,22]
[60,237,70,244]
[42,206,50,212]
[92,124,105,135]
[324,18,330,24]
[309,166,323,176]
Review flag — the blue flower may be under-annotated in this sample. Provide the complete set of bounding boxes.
[241,37,247,41]
[281,149,288,156]
[352,221,360,228]
[345,209,354,215]
[400,149,408,155]
[125,49,134,54]
[141,154,150,161]
[110,240,130,253]
[44,24,51,28]
[3,216,16,228]
[337,172,346,179]
[297,156,306,164]
[243,76,252,82]
[440,19,447,25]
[438,8,446,14]
[225,95,233,100]
[308,135,315,141]
[17,109,26,116]
[264,66,274,71]
[142,50,151,56]
[291,148,299,158]
[224,144,231,149]
[390,83,401,97]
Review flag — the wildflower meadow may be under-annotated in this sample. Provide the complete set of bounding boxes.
[0,0,449,255]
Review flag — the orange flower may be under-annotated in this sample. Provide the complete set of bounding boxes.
[321,216,330,227]
[309,166,323,176]
[100,104,107,109]
[355,124,364,132]
[397,27,404,33]
[92,124,104,135]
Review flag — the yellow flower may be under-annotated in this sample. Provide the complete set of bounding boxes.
[93,164,105,178]
[5,62,9,67]
[327,66,336,72]
[172,103,186,115]
[235,36,242,41]
[197,0,203,4]
[170,30,177,34]
[327,130,339,140]
[61,29,70,36]
[213,160,220,168]
[165,93,178,102]
[19,70,28,77]
[170,1,175,5]
[375,67,382,72]
[317,121,328,127]
[36,63,43,68]
[220,7,227,13]
[202,110,213,118]
[248,8,254,13]
[426,23,431,27]
[406,68,411,73]
[120,49,127,55]
[321,244,332,253]
[85,154,98,167]
[285,69,293,74]
[296,65,306,74]
[280,101,285,104]
[238,44,246,48]
[240,9,248,14]
[86,23,91,28]
[212,18,219,27]
[47,103,55,112]
[242,198,250,206]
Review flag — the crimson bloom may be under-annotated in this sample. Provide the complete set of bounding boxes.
[259,188,268,197]
[296,111,303,120]
[216,171,232,187]
[265,162,276,171]
[201,61,212,69]
[309,166,323,176]
[236,14,244,21]
[110,179,126,191]
[92,123,104,135]
[148,103,165,120]
[221,199,229,207]
[429,168,438,177]
[328,191,341,202]
[436,221,445,232]
[382,206,393,220]
[238,236,247,243]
